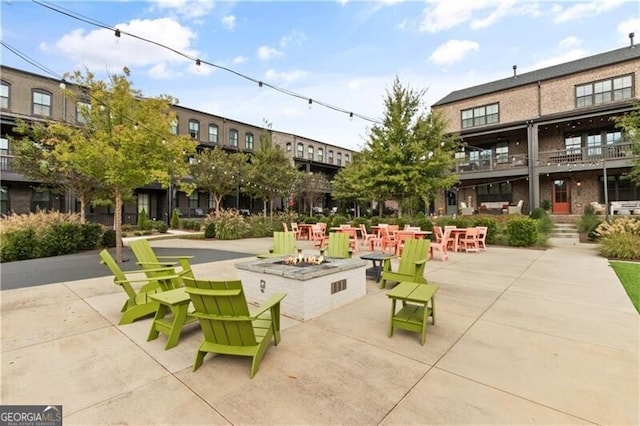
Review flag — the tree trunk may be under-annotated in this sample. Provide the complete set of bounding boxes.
[114,189,123,262]
[215,194,223,213]
[269,198,274,218]
[79,194,86,224]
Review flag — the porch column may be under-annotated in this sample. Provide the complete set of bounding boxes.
[527,121,540,209]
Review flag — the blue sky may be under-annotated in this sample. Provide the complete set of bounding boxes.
[2,0,639,151]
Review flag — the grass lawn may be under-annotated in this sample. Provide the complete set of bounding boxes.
[610,261,640,314]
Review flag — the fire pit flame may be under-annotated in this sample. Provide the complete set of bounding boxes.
[283,254,325,265]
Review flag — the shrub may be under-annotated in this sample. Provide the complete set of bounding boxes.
[181,219,201,231]
[79,222,104,250]
[152,220,168,233]
[0,228,39,262]
[101,229,117,247]
[137,209,151,231]
[506,218,538,247]
[598,232,640,260]
[470,217,498,244]
[541,199,551,211]
[576,210,603,240]
[170,209,180,229]
[39,222,84,257]
[204,222,216,238]
[207,209,250,240]
[529,207,547,220]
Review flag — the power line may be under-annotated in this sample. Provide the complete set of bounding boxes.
[31,0,382,124]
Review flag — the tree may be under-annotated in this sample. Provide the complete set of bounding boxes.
[65,68,196,261]
[12,119,101,223]
[245,125,299,217]
[612,104,640,186]
[298,172,331,215]
[360,77,458,217]
[331,151,374,216]
[190,147,248,213]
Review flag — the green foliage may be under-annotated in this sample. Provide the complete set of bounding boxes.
[541,199,551,211]
[171,209,180,229]
[0,228,39,262]
[101,229,117,247]
[506,218,538,247]
[152,220,168,233]
[598,233,640,260]
[207,209,250,240]
[529,207,547,220]
[180,219,201,231]
[595,217,640,260]
[39,222,84,257]
[244,215,276,238]
[204,222,216,238]
[79,222,104,250]
[576,208,603,240]
[137,209,151,231]
[610,261,640,313]
[612,102,640,186]
[190,148,248,214]
[470,217,498,244]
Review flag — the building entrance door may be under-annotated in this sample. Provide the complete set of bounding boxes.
[552,179,570,214]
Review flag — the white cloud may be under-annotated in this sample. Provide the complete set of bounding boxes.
[279,30,307,48]
[147,0,214,19]
[419,0,539,33]
[552,0,626,24]
[257,45,283,61]
[558,36,582,50]
[264,68,308,83]
[39,18,199,77]
[221,15,236,30]
[528,49,589,71]
[147,62,176,79]
[617,18,640,45]
[429,39,479,66]
[232,55,247,64]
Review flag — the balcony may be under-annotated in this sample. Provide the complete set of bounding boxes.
[1,154,15,172]
[537,141,636,167]
[455,153,528,174]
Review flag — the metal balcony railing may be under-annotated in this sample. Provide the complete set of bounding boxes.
[537,141,636,166]
[454,153,528,173]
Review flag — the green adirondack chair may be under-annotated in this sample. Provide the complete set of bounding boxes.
[99,249,178,325]
[380,239,430,289]
[320,232,353,258]
[257,231,301,259]
[183,277,286,378]
[129,239,194,290]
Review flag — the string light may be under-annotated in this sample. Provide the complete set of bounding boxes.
[31,0,381,124]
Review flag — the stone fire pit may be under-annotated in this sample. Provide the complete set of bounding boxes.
[235,256,367,321]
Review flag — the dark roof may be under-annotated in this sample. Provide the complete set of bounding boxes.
[432,45,640,107]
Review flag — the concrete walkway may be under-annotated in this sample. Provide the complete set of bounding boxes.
[1,237,638,425]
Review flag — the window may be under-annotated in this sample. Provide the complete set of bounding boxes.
[137,193,150,214]
[188,120,200,139]
[576,74,633,107]
[344,154,350,165]
[587,133,602,156]
[0,186,7,215]
[0,137,8,155]
[188,192,199,209]
[565,135,582,154]
[32,189,52,211]
[32,90,52,116]
[317,148,324,162]
[495,142,508,164]
[297,143,304,157]
[286,142,292,152]
[208,194,215,210]
[170,119,178,135]
[328,150,334,164]
[461,103,499,129]
[1,81,9,109]
[337,152,342,166]
[76,100,91,124]
[477,182,512,204]
[308,145,314,160]
[229,129,238,147]
[245,133,254,150]
[208,124,218,143]
[602,174,640,202]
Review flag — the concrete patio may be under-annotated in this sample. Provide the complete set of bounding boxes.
[1,236,638,425]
